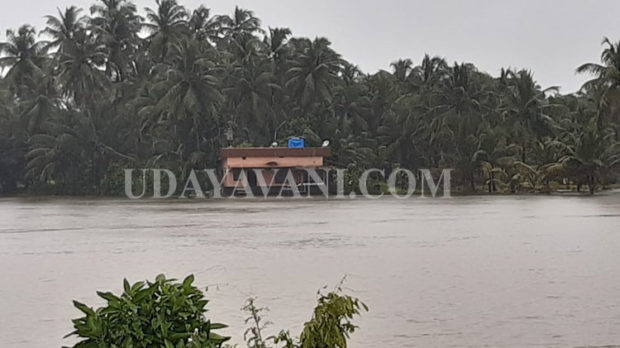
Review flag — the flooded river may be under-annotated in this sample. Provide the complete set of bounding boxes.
[1,194,620,347]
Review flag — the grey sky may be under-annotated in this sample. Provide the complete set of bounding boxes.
[1,0,619,93]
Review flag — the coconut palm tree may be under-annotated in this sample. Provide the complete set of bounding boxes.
[0,25,47,96]
[390,59,413,83]
[42,6,86,53]
[0,87,25,193]
[411,54,449,90]
[225,57,277,144]
[333,63,371,135]
[285,37,342,112]
[144,0,188,62]
[557,119,620,194]
[149,39,222,157]
[501,70,555,163]
[188,6,221,44]
[264,27,291,63]
[25,113,91,189]
[89,0,142,81]
[476,129,514,193]
[18,77,61,134]
[217,6,262,41]
[577,37,620,128]
[54,29,108,107]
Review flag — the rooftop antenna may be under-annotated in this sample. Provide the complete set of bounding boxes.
[225,125,234,147]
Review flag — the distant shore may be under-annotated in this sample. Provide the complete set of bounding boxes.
[2,187,619,200]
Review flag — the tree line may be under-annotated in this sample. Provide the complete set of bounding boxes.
[0,0,619,195]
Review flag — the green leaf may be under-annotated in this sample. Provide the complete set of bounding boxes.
[182,275,194,289]
[73,301,95,316]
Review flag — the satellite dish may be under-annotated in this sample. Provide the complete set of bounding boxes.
[270,141,278,147]
[322,140,330,147]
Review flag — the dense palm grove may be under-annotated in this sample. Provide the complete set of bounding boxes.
[0,0,619,195]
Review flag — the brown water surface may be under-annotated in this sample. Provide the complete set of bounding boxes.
[1,194,619,347]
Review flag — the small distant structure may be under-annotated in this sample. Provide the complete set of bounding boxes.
[220,140,331,196]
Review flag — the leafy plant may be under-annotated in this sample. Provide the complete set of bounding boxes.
[245,281,367,348]
[243,298,272,348]
[65,274,229,348]
[297,289,368,348]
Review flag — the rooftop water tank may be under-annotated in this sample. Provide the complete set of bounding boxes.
[288,137,305,148]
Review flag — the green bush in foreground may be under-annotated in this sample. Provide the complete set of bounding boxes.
[298,291,368,348]
[241,289,367,348]
[65,274,229,348]
[66,275,366,348]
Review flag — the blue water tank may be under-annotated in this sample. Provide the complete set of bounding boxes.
[288,137,305,148]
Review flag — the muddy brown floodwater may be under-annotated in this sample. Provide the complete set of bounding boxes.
[1,193,620,347]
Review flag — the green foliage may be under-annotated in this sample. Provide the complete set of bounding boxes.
[297,290,368,348]
[65,274,229,348]
[66,275,367,348]
[242,298,271,348]
[242,284,367,348]
[0,0,619,195]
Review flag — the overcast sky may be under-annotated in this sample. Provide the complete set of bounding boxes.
[1,0,619,93]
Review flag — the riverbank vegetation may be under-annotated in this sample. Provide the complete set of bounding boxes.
[1,0,619,195]
[66,274,366,348]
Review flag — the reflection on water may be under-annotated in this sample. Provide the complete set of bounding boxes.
[1,193,620,347]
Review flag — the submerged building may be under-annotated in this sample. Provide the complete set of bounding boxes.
[219,146,332,196]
